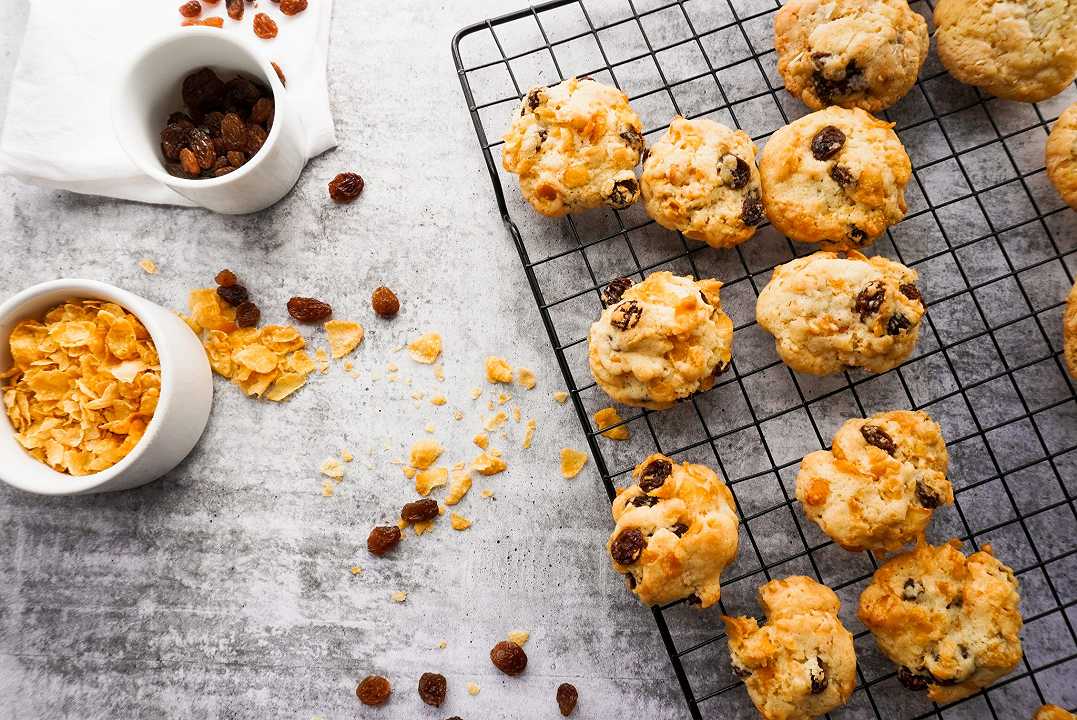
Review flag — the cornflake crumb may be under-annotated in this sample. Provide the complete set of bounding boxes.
[467,681,481,696]
[560,448,589,479]
[391,591,407,603]
[409,439,443,469]
[431,394,447,406]
[341,449,354,462]
[324,320,364,359]
[450,513,472,530]
[433,363,445,381]
[424,423,436,434]
[594,407,630,441]
[472,451,507,476]
[452,409,464,421]
[485,356,513,383]
[516,367,536,390]
[416,466,448,496]
[412,518,437,536]
[484,411,508,431]
[138,258,158,274]
[314,348,330,374]
[508,630,530,647]
[407,332,442,364]
[522,419,537,449]
[344,361,354,371]
[350,566,363,575]
[437,640,447,649]
[403,466,417,480]
[387,362,399,373]
[554,391,569,404]
[512,406,522,423]
[445,466,473,505]
[498,392,510,406]
[321,480,335,496]
[470,387,482,400]
[481,489,495,499]
[473,433,489,449]
[319,458,344,479]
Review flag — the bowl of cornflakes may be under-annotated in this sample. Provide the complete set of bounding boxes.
[0,280,212,495]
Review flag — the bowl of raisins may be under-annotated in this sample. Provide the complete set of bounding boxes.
[113,27,306,214]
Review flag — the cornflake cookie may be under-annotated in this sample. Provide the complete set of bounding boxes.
[934,0,1077,103]
[1035,706,1076,720]
[1046,102,1077,210]
[609,454,739,608]
[759,107,911,248]
[723,576,856,720]
[797,410,951,552]
[858,540,1023,704]
[1065,277,1077,380]
[589,272,733,409]
[756,250,924,375]
[2,299,161,475]
[502,77,644,216]
[775,0,928,112]
[640,116,765,249]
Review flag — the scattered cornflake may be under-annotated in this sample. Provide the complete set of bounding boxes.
[486,399,496,411]
[485,356,513,383]
[508,630,530,647]
[512,406,522,423]
[522,419,537,449]
[409,439,443,469]
[407,332,442,364]
[445,465,473,505]
[469,387,482,400]
[387,362,399,373]
[473,433,489,449]
[321,479,335,496]
[450,513,472,530]
[467,682,481,696]
[350,566,363,575]
[391,591,407,603]
[424,423,436,434]
[416,466,448,496]
[412,518,437,536]
[411,390,425,401]
[343,361,354,371]
[402,465,417,480]
[319,457,345,480]
[472,451,507,476]
[484,410,508,432]
[314,348,330,374]
[341,449,354,462]
[138,258,158,274]
[437,640,447,649]
[430,394,447,406]
[452,409,464,421]
[554,391,569,404]
[594,406,631,441]
[561,448,589,479]
[480,489,495,499]
[324,320,364,359]
[433,363,445,381]
[516,367,536,390]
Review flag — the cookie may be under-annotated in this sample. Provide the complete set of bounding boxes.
[934,0,1077,103]
[756,250,924,375]
[1046,102,1077,210]
[774,0,929,112]
[723,576,857,720]
[797,410,951,552]
[608,453,740,608]
[1067,278,1077,381]
[1035,706,1077,720]
[858,540,1023,704]
[588,272,734,409]
[501,77,644,217]
[640,116,765,248]
[759,107,911,248]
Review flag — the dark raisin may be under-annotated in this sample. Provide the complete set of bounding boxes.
[685,593,702,606]
[639,458,672,492]
[902,578,924,601]
[829,164,854,187]
[610,528,646,565]
[630,495,659,507]
[367,525,402,556]
[234,301,260,328]
[811,60,864,104]
[188,128,217,170]
[732,663,752,678]
[724,155,751,189]
[271,61,287,87]
[887,313,912,335]
[417,672,447,707]
[620,129,645,156]
[854,281,885,321]
[947,595,964,610]
[253,12,278,39]
[167,112,195,128]
[610,300,643,331]
[226,0,244,20]
[356,675,391,705]
[810,125,846,161]
[537,128,548,148]
[671,523,689,537]
[641,146,650,165]
[220,113,247,151]
[490,640,528,676]
[245,124,268,156]
[605,177,639,209]
[900,283,922,303]
[160,124,189,162]
[216,284,249,306]
[203,111,224,135]
[810,658,829,694]
[224,77,262,112]
[916,480,942,509]
[227,150,247,167]
[371,286,401,318]
[329,172,365,203]
[401,498,439,523]
[179,148,201,176]
[897,666,931,691]
[525,88,543,112]
[182,68,225,111]
[712,358,731,377]
[849,225,868,245]
[741,189,765,226]
[601,277,633,307]
[215,269,238,287]
[287,296,332,322]
[860,424,897,455]
[249,97,274,125]
[556,682,578,716]
[279,0,308,15]
[165,162,198,180]
[625,573,637,589]
[179,1,202,17]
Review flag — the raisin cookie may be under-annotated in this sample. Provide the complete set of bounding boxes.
[1046,102,1077,210]
[759,107,911,248]
[723,576,856,720]
[1035,706,1077,720]
[797,410,951,552]
[934,0,1077,103]
[858,540,1023,704]
[1066,278,1077,381]
[609,454,740,608]
[774,0,929,113]
[501,77,644,217]
[588,272,734,409]
[640,116,765,249]
[756,250,924,375]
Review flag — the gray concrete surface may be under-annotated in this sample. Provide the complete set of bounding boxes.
[0,1,688,718]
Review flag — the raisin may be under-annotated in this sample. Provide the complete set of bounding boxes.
[887,313,912,335]
[220,113,246,151]
[216,284,249,306]
[271,61,287,87]
[188,128,217,170]
[916,480,942,509]
[724,155,751,189]
[179,1,202,17]
[168,112,195,128]
[712,358,730,377]
[605,177,638,209]
[811,125,846,160]
[203,111,224,135]
[741,189,765,226]
[829,164,854,187]
[215,269,238,286]
[601,277,633,307]
[235,302,260,328]
[490,640,528,676]
[249,97,274,125]
[610,528,646,565]
[417,672,447,707]
[860,423,896,455]
[367,525,402,556]
[356,675,391,706]
[182,16,224,27]
[370,286,400,318]
[213,157,230,172]
[610,300,643,331]
[556,683,579,716]
[630,495,659,508]
[854,281,885,321]
[900,283,922,303]
[897,666,931,691]
[811,60,865,104]
[226,77,264,110]
[226,0,244,20]
[287,296,333,322]
[329,172,365,203]
[245,124,268,156]
[182,68,225,112]
[179,148,201,176]
[401,498,439,523]
[279,0,308,14]
[671,523,689,537]
[160,123,189,162]
[732,663,752,678]
[253,12,278,39]
[227,150,247,167]
[902,578,924,601]
[620,129,645,156]
[810,658,828,694]
[638,458,672,492]
[849,225,868,245]
[525,88,544,112]
[212,166,235,177]
[165,162,197,179]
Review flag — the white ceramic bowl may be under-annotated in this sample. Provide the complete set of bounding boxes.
[113,27,306,214]
[0,280,213,495]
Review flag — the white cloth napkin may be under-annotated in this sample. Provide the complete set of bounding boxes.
[0,0,336,206]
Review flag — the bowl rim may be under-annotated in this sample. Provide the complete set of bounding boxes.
[0,279,177,495]
[111,26,286,191]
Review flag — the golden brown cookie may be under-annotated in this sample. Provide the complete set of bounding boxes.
[1035,705,1077,720]
[1065,277,1077,381]
[1046,102,1077,210]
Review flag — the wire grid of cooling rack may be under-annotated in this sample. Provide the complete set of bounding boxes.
[452,0,1077,717]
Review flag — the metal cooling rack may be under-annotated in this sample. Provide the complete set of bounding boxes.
[452,1,1077,717]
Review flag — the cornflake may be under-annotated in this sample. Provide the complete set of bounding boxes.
[485,356,513,383]
[450,513,472,530]
[138,259,158,274]
[561,448,589,478]
[467,682,481,696]
[409,439,443,469]
[407,332,442,364]
[416,466,448,496]
[445,465,472,505]
[522,419,537,449]
[2,299,161,476]
[391,591,407,603]
[430,394,447,406]
[594,407,630,441]
[516,367,537,390]
[350,566,363,575]
[473,433,489,449]
[319,457,344,479]
[480,489,495,499]
[553,391,569,404]
[508,630,530,647]
[484,410,508,432]
[324,320,364,359]
[472,451,507,476]
[469,387,482,400]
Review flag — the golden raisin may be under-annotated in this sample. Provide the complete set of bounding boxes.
[253,13,278,39]
[271,62,287,87]
[371,287,400,318]
[490,640,527,676]
[279,0,308,15]
[356,675,391,706]
[179,1,202,17]
[179,148,200,176]
[287,297,332,323]
[226,0,243,20]
[329,172,365,203]
[182,16,224,27]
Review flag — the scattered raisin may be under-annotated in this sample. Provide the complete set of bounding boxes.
[897,666,931,691]
[601,277,633,307]
[605,177,638,209]
[356,675,391,706]
[610,528,646,565]
[216,284,249,306]
[179,148,200,176]
[860,424,896,455]
[620,129,645,156]
[287,296,333,322]
[741,189,765,226]
[610,300,643,331]
[810,658,828,694]
[215,269,238,286]
[725,155,751,189]
[367,525,402,556]
[638,458,672,492]
[490,640,528,676]
[401,498,439,523]
[179,0,202,17]
[671,523,689,537]
[371,286,401,318]
[253,12,278,38]
[556,683,578,716]
[235,301,260,328]
[226,0,244,20]
[329,172,365,203]
[916,480,942,509]
[811,125,846,160]
[220,112,246,151]
[854,281,885,321]
[900,283,922,303]
[249,97,274,125]
[280,0,308,14]
[902,578,924,601]
[182,68,225,111]
[887,313,912,335]
[630,495,659,508]
[417,672,447,707]
[271,61,287,87]
[829,164,854,187]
